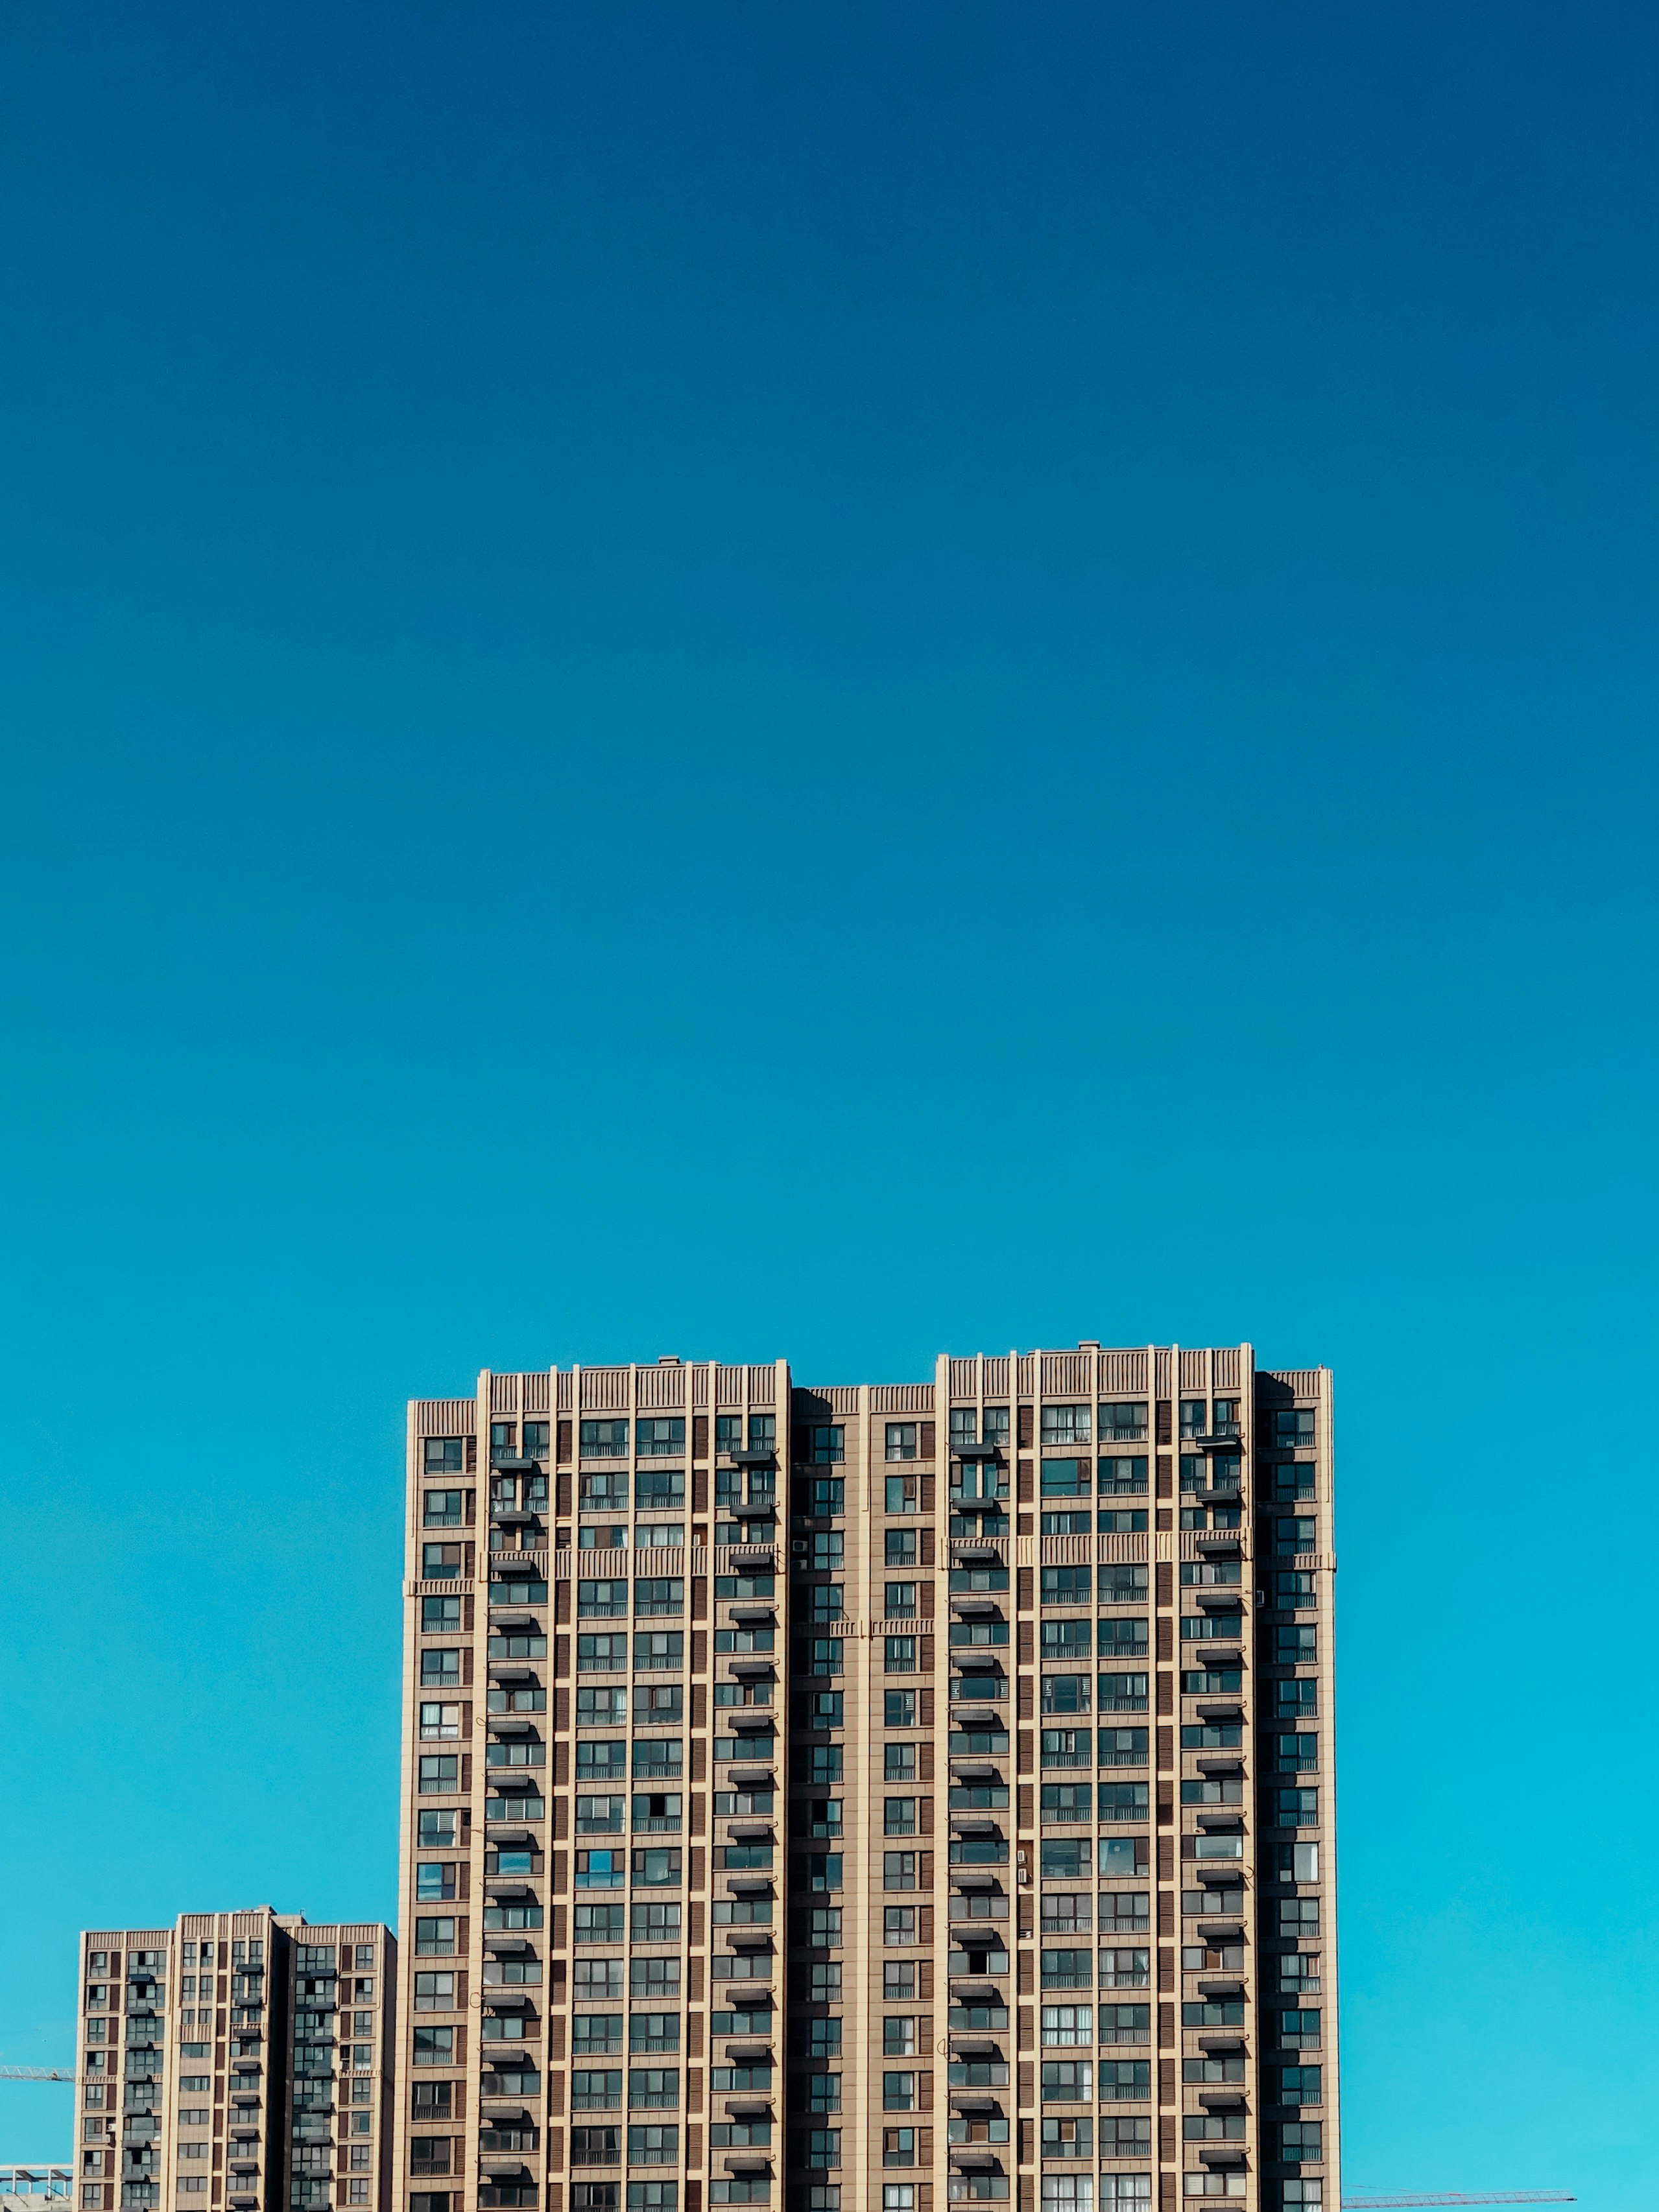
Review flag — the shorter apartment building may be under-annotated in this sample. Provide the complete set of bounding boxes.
[74,1914,396,2212]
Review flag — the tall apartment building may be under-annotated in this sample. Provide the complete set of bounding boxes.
[395,1348,1334,2212]
[73,1914,396,2212]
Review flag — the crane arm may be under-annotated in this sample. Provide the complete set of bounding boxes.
[1343,2196,1575,2208]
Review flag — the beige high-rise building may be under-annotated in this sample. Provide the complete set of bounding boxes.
[394,1348,1335,2212]
[73,1913,396,2212]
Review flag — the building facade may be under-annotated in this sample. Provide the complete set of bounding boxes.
[394,1348,1335,2212]
[73,1914,396,2212]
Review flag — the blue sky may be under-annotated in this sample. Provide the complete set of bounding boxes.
[3,0,1657,2194]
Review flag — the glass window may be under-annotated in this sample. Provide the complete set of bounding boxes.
[424,1439,466,1473]
[885,1424,918,1462]
[581,1420,630,1458]
[809,1426,845,1464]
[636,1419,685,1458]
[1041,1406,1091,1445]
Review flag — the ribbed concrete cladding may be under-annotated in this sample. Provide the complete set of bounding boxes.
[397,1349,1337,2212]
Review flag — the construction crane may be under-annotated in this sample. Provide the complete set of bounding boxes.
[0,2071,77,2084]
[1342,2196,1575,2208]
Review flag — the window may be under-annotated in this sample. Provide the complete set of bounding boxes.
[1040,1622,1091,1661]
[1042,1567,1091,1606]
[883,2072,916,2111]
[580,1580,628,1619]
[885,1424,918,1462]
[885,1530,918,1565]
[884,1582,918,1619]
[1042,2060,1093,2100]
[1280,1899,1320,1937]
[582,1420,630,1458]
[811,1478,845,1516]
[1096,1671,1149,1714]
[1097,1402,1147,1442]
[420,1650,462,1693]
[418,1811,457,1849]
[811,1703,844,1742]
[885,1637,916,1673]
[1280,2123,1323,2162]
[1273,1408,1316,1449]
[1276,1516,1317,1556]
[424,1490,462,1527]
[415,1917,456,1956]
[805,1425,845,1464]
[632,1848,682,1886]
[628,2069,680,2109]
[885,1742,916,1780]
[1041,1949,1092,1989]
[636,1418,685,1458]
[632,1739,684,1782]
[1102,1565,1149,1604]
[1277,1734,1319,1772]
[412,2027,453,2065]
[1040,1458,1090,1499]
[635,1579,684,1617]
[883,1852,917,1890]
[1097,1457,1149,1495]
[1042,1405,1090,1445]
[574,1903,627,1944]
[422,1596,460,1632]
[631,1902,683,1942]
[1279,2065,1322,2104]
[1042,1783,1092,1828]
[806,1854,843,1892]
[627,2126,678,2167]
[416,1861,457,1902]
[1041,2006,1092,2046]
[885,1691,916,1728]
[885,1798,917,1835]
[811,1532,844,1569]
[883,1907,916,1945]
[637,1470,686,1509]
[1276,1789,1319,1829]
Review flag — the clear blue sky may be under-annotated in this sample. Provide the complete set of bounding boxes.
[2,0,1655,2194]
